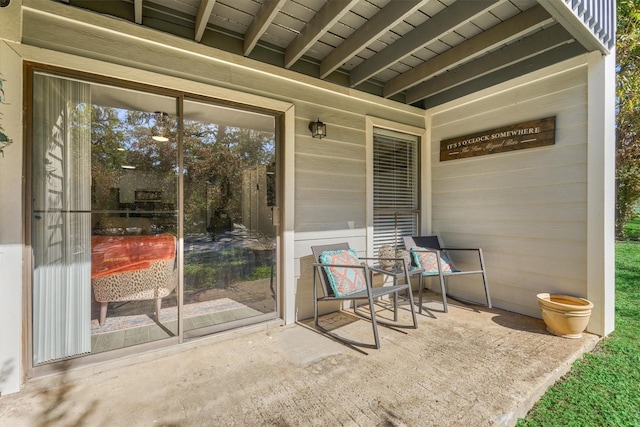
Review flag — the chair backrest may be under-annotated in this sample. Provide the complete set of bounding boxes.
[403,236,442,251]
[403,236,442,269]
[311,243,350,298]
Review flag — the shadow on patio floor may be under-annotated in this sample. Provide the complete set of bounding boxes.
[0,292,598,427]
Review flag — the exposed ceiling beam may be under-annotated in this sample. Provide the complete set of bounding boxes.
[407,24,575,104]
[244,0,288,56]
[421,42,587,109]
[134,0,143,25]
[284,0,359,69]
[195,0,216,42]
[319,0,428,79]
[383,4,554,98]
[349,0,503,87]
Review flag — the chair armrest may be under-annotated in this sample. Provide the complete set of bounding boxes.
[360,256,404,259]
[312,262,374,295]
[439,248,485,270]
[369,265,404,274]
[360,256,406,263]
[360,256,410,270]
[313,262,367,270]
[409,248,441,254]
[439,247,483,260]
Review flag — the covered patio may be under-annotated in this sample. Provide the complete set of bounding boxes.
[0,0,615,398]
[0,295,598,426]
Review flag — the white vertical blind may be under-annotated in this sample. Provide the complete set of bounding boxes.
[32,73,92,365]
[373,129,419,251]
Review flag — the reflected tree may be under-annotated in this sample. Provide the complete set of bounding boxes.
[89,105,275,237]
[183,121,275,236]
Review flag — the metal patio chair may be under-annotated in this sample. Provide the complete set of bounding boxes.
[403,236,491,313]
[311,243,418,349]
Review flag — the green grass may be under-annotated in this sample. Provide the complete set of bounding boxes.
[623,216,640,240]
[516,240,640,426]
[247,265,273,281]
[183,248,273,290]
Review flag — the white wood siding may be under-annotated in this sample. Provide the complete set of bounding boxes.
[0,40,26,396]
[428,59,588,317]
[292,102,424,318]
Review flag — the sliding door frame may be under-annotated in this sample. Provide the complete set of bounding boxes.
[24,61,287,378]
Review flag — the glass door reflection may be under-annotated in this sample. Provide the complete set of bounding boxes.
[182,99,278,333]
[89,91,179,352]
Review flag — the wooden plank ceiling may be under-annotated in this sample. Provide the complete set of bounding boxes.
[58,0,589,109]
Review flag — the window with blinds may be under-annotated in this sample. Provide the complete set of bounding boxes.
[373,128,419,251]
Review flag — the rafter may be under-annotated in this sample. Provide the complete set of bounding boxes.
[383,5,553,98]
[195,0,216,42]
[349,0,503,87]
[406,24,575,104]
[133,0,143,25]
[319,0,428,79]
[44,0,608,110]
[244,0,287,56]
[284,0,359,69]
[421,42,586,109]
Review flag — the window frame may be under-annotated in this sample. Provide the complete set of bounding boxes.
[366,117,427,258]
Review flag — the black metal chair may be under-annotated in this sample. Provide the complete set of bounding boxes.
[403,236,491,313]
[311,243,417,349]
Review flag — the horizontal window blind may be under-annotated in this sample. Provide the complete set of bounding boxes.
[373,129,419,251]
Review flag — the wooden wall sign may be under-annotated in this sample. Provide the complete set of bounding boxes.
[440,116,556,162]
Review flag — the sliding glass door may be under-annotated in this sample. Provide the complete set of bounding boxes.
[182,99,278,335]
[30,68,279,366]
[89,89,179,353]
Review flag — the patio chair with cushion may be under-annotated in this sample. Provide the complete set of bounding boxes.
[311,243,418,349]
[403,236,491,313]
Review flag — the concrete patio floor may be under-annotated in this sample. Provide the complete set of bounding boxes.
[0,294,599,426]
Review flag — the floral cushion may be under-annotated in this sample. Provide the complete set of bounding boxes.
[319,249,367,297]
[411,246,459,275]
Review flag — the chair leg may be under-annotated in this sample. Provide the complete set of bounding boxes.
[418,274,424,314]
[367,290,381,349]
[99,302,108,326]
[313,271,320,328]
[479,249,492,308]
[439,273,448,313]
[393,277,399,322]
[482,272,491,308]
[155,298,162,322]
[405,281,418,329]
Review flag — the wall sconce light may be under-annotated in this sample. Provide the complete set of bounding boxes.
[308,118,326,139]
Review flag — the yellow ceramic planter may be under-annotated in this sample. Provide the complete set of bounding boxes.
[536,293,593,339]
